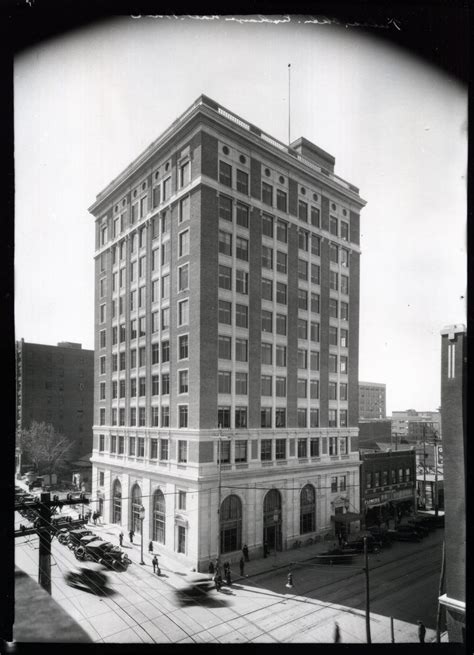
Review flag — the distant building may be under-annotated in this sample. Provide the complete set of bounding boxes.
[16,339,94,478]
[358,381,386,419]
[359,449,416,528]
[438,324,466,643]
[391,409,441,441]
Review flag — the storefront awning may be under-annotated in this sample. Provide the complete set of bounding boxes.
[332,511,362,524]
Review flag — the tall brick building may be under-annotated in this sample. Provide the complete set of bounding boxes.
[438,324,466,642]
[89,95,366,569]
[359,381,386,419]
[16,339,94,472]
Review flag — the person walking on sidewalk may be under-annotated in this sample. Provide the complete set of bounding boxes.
[239,556,245,577]
[119,531,124,547]
[417,620,426,643]
[334,622,341,643]
[152,555,158,574]
[242,544,249,562]
[129,529,134,543]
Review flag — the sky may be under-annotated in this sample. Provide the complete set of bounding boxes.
[14,16,467,416]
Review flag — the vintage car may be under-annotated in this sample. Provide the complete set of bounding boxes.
[74,539,131,571]
[397,524,427,539]
[64,562,109,593]
[367,525,393,546]
[342,534,381,553]
[58,527,93,547]
[388,528,422,542]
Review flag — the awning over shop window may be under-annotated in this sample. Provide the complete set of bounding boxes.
[332,511,362,524]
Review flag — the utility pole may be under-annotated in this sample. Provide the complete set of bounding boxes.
[422,424,427,509]
[433,434,439,518]
[363,536,371,644]
[38,492,52,594]
[216,427,222,568]
[15,491,89,595]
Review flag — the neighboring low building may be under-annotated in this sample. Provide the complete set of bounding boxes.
[360,449,416,528]
[16,339,94,477]
[438,324,466,643]
[358,419,392,448]
[359,381,386,419]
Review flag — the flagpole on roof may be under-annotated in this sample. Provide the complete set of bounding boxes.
[288,63,291,145]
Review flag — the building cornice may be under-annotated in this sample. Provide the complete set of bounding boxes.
[89,94,366,216]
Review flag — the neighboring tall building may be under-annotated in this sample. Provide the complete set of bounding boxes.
[16,340,94,472]
[358,381,386,419]
[89,95,366,570]
[438,324,466,642]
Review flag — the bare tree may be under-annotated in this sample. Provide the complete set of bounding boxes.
[20,421,73,478]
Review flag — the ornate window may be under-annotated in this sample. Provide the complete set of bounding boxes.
[300,484,316,534]
[220,494,242,554]
[112,479,122,524]
[130,483,142,533]
[152,489,166,544]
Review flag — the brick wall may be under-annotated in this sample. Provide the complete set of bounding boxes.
[348,252,360,426]
[199,185,219,428]
[248,207,262,428]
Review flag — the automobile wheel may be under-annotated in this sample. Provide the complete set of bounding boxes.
[75,547,85,560]
[58,535,68,545]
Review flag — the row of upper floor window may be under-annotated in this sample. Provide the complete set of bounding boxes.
[365,467,413,488]
[99,192,352,277]
[98,403,349,432]
[99,366,346,403]
[217,160,351,239]
[97,431,350,466]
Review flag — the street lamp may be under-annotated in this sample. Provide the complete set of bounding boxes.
[139,505,145,565]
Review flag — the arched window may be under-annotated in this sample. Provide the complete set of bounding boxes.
[300,484,316,534]
[263,489,282,551]
[112,479,122,524]
[152,489,166,544]
[130,483,142,533]
[220,494,242,554]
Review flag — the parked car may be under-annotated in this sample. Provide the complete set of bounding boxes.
[79,534,102,547]
[75,540,131,571]
[397,524,427,539]
[388,529,421,542]
[367,526,393,546]
[407,519,430,536]
[58,527,93,547]
[65,562,109,593]
[342,534,381,553]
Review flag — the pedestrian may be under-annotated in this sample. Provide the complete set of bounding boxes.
[152,555,158,573]
[129,529,134,543]
[239,556,245,577]
[334,621,341,643]
[119,531,123,547]
[225,567,232,586]
[263,541,269,558]
[417,620,426,643]
[337,532,343,547]
[92,511,97,525]
[148,540,153,553]
[214,572,222,591]
[242,544,249,562]
[208,561,215,576]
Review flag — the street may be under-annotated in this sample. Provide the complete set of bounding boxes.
[15,519,444,643]
[249,527,444,631]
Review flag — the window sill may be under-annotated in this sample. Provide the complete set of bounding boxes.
[276,459,287,465]
[262,461,274,467]
[235,463,248,469]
